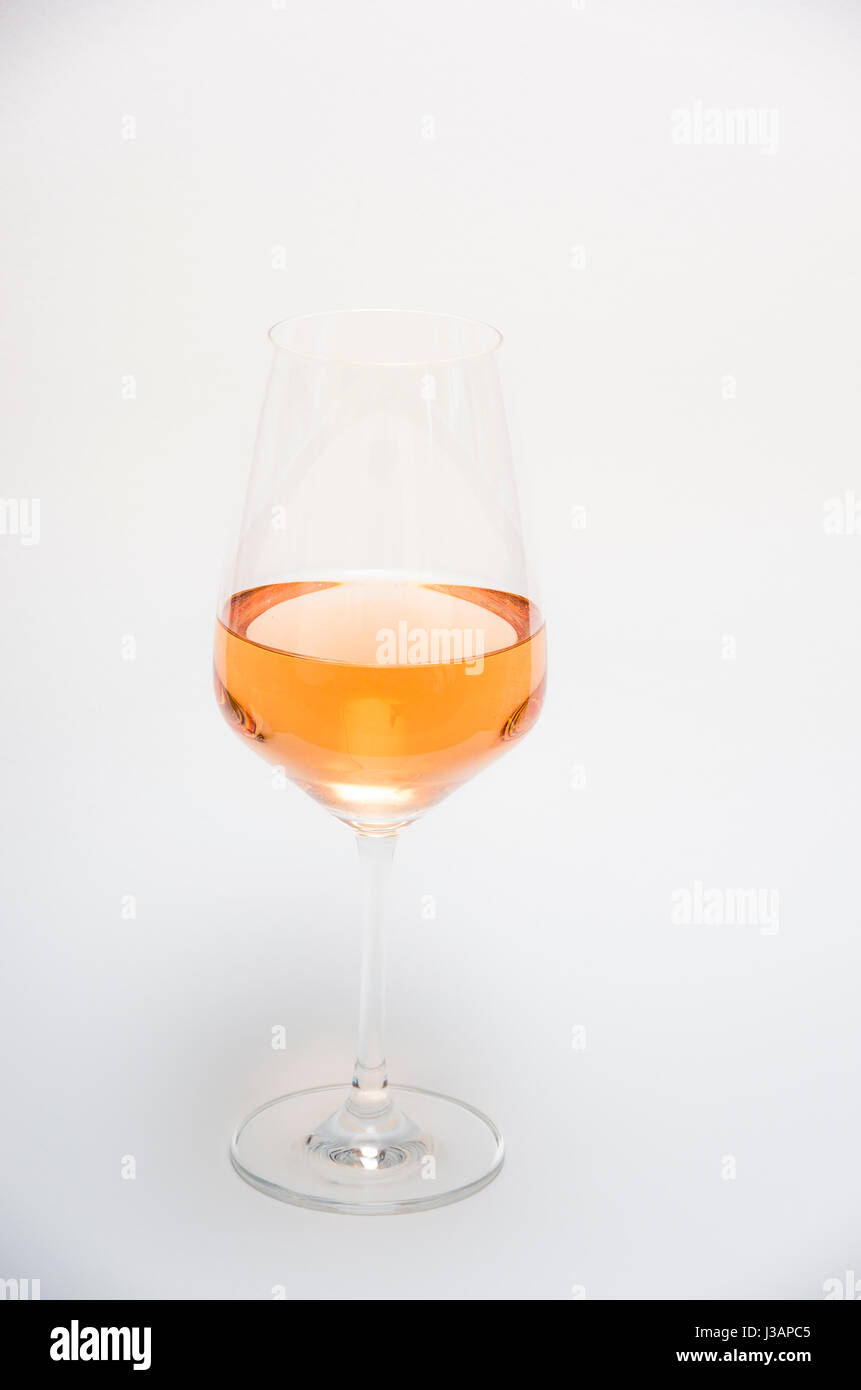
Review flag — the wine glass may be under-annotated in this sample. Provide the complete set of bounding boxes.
[214,311,545,1213]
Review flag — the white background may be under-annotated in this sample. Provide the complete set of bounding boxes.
[2,0,861,1300]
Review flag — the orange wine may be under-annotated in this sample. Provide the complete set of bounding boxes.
[214,580,545,828]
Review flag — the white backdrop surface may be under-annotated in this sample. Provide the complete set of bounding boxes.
[2,0,860,1299]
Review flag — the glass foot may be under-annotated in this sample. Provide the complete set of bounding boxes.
[230,1084,504,1214]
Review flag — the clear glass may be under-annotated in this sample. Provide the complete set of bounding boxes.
[215,311,545,1212]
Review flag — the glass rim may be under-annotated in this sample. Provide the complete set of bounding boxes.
[267,309,504,367]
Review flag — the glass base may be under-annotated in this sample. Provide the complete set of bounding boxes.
[230,1084,504,1214]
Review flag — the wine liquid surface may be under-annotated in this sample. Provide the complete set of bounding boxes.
[214,580,545,828]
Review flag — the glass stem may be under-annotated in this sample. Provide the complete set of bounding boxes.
[348,832,396,1118]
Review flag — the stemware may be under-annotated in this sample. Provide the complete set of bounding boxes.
[214,311,545,1212]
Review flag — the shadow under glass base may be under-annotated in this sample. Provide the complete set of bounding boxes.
[230,1084,504,1214]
